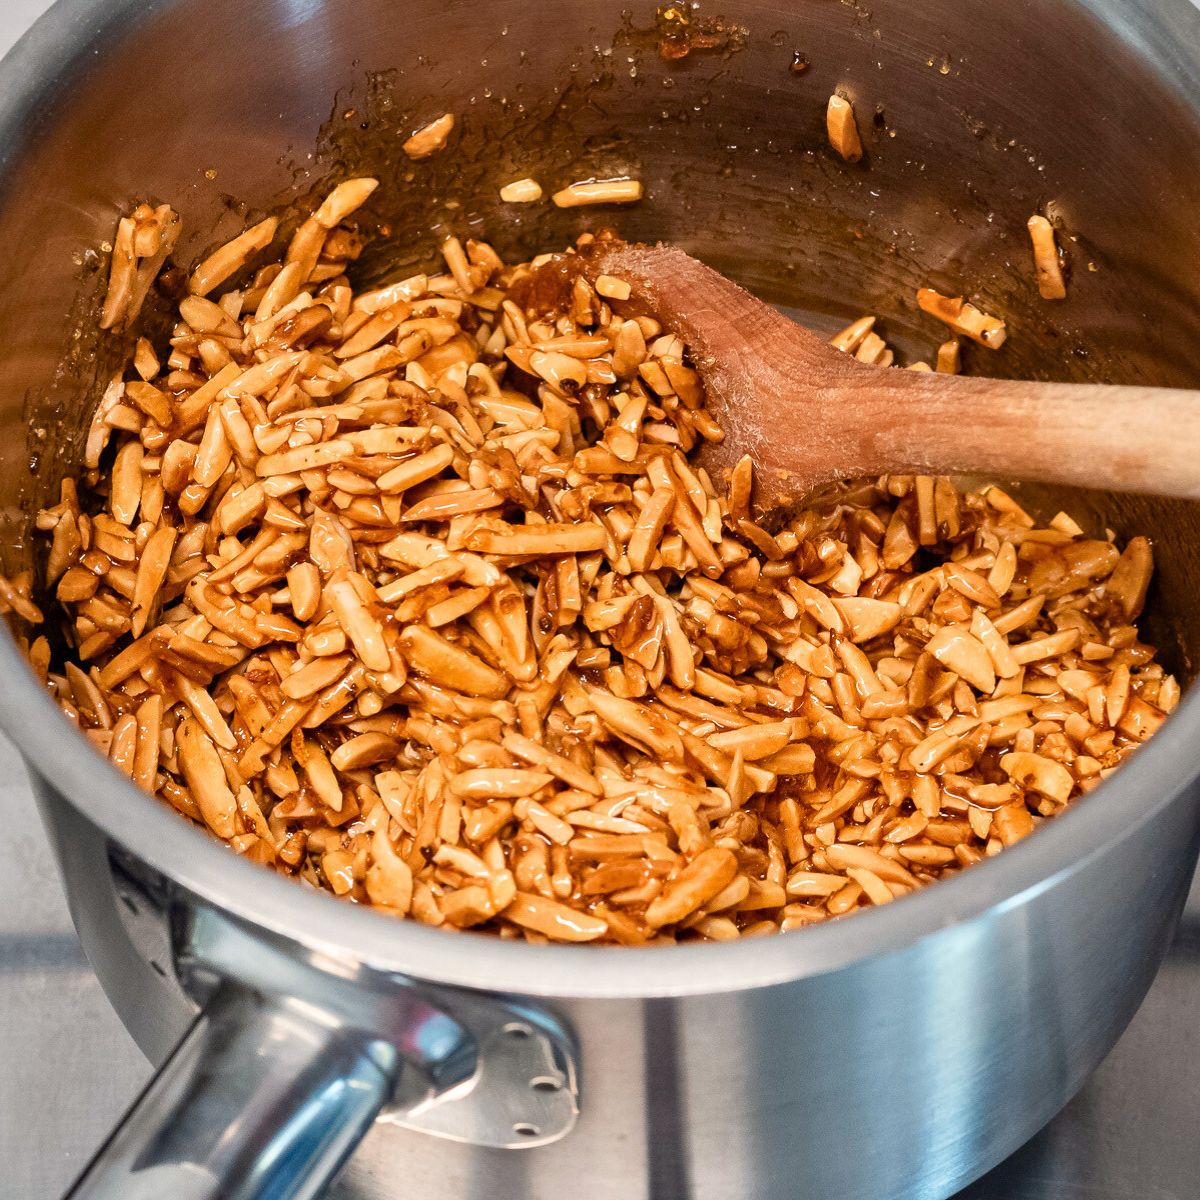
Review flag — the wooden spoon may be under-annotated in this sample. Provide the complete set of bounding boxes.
[595,243,1200,509]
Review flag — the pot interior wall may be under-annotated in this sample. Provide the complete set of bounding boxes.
[1,0,1198,672]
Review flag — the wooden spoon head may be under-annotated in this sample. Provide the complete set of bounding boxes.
[593,242,874,511]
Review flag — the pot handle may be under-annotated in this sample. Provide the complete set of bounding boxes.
[62,898,580,1199]
[64,983,400,1200]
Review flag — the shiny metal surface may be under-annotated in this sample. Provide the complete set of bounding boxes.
[175,906,581,1151]
[58,851,581,1198]
[68,986,398,1200]
[5,0,1200,1197]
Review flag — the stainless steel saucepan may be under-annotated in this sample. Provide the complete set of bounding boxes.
[4,1,1200,1197]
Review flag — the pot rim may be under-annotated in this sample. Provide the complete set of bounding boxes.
[4,0,1200,1001]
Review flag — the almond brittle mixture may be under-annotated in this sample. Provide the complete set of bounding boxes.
[19,177,1177,943]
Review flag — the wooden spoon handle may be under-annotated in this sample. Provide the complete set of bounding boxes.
[820,367,1200,500]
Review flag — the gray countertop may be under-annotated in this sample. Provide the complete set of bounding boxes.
[2,3,1199,1198]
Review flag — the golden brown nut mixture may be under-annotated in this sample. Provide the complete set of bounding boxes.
[21,178,1176,944]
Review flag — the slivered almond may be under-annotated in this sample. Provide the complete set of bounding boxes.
[1001,752,1074,803]
[376,445,454,493]
[926,625,996,694]
[831,596,901,643]
[644,848,738,928]
[327,578,390,671]
[399,625,508,698]
[403,113,455,159]
[450,769,553,800]
[466,522,606,556]
[505,893,608,941]
[177,719,238,838]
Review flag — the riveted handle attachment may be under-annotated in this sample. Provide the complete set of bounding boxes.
[65,903,579,1199]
